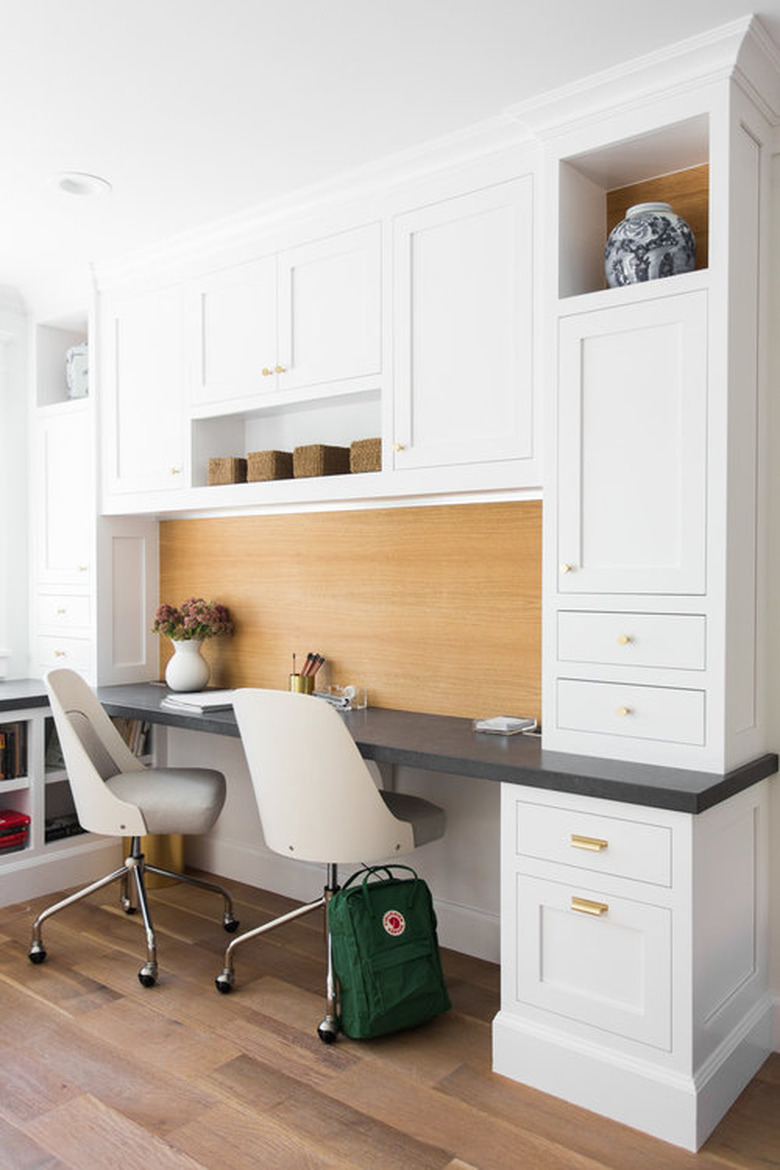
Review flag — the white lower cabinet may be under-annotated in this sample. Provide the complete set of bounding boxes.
[495,782,772,1152]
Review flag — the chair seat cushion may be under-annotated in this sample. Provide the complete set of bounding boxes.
[380,791,446,847]
[105,767,226,835]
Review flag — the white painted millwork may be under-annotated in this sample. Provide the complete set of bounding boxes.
[103,282,186,496]
[557,610,707,671]
[556,289,707,596]
[496,780,772,1151]
[392,178,534,470]
[187,223,381,409]
[34,403,92,584]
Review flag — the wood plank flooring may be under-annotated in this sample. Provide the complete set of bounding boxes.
[0,873,778,1169]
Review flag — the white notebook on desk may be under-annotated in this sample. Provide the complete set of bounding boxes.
[161,690,235,712]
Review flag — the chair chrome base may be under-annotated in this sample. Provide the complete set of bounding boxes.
[215,863,341,1043]
[28,837,239,986]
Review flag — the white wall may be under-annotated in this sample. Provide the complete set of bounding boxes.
[167,725,501,962]
[768,157,780,1040]
[0,290,28,679]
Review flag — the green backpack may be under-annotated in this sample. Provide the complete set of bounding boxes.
[328,865,451,1040]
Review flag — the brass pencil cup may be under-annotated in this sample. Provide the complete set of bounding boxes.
[289,673,314,694]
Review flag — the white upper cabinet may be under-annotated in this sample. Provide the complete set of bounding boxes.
[187,223,381,410]
[103,284,186,495]
[188,255,277,408]
[277,224,381,392]
[557,289,707,596]
[392,176,534,470]
[35,403,92,583]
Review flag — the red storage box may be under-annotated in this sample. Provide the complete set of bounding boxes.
[0,809,31,853]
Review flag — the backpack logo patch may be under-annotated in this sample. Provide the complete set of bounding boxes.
[383,909,406,936]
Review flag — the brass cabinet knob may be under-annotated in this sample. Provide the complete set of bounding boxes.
[56,607,67,615]
[53,649,66,658]
[617,634,631,645]
[77,564,88,572]
[617,705,632,717]
[274,364,287,374]
[393,442,406,452]
[559,562,573,574]
[261,367,273,376]
[170,467,181,475]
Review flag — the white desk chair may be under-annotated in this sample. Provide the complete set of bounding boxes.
[216,687,446,1042]
[31,669,239,986]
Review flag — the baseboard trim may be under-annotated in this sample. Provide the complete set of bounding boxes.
[492,996,774,1151]
[187,835,500,962]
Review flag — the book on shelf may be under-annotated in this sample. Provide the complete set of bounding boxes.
[0,721,28,780]
[111,717,151,758]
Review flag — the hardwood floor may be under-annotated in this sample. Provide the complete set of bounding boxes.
[0,873,778,1169]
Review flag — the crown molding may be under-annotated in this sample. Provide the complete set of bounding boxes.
[94,112,530,288]
[506,15,760,140]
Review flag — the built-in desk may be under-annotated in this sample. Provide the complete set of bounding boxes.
[96,682,777,814]
[4,678,777,1151]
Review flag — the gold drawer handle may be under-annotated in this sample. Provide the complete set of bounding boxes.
[571,896,609,916]
[617,706,632,717]
[617,633,631,645]
[261,367,274,376]
[274,364,287,374]
[56,607,67,615]
[571,834,608,852]
[559,562,573,574]
[393,442,405,452]
[53,650,67,658]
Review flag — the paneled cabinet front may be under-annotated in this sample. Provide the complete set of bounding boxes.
[187,223,381,409]
[35,404,91,583]
[392,176,534,470]
[103,283,186,495]
[556,290,707,596]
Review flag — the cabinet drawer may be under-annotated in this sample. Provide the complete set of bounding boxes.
[557,678,705,745]
[37,594,91,630]
[557,611,706,670]
[37,636,91,672]
[514,800,671,886]
[514,873,671,1050]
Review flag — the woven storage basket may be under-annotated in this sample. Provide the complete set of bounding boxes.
[247,450,294,482]
[208,457,247,486]
[350,437,382,473]
[293,444,351,478]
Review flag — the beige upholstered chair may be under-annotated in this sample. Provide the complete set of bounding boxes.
[216,687,446,1042]
[30,669,238,986]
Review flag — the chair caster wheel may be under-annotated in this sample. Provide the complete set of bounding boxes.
[122,903,137,915]
[317,1020,339,1044]
[223,917,239,933]
[138,964,157,988]
[28,944,46,965]
[215,970,234,994]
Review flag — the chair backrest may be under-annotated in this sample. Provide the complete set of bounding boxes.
[44,669,148,837]
[232,688,415,864]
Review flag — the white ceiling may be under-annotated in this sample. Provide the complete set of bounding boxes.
[3,0,780,317]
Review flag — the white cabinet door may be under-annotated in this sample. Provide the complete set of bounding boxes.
[104,284,185,495]
[277,223,381,392]
[557,290,707,594]
[392,177,533,470]
[514,873,672,1050]
[188,256,277,407]
[35,405,92,584]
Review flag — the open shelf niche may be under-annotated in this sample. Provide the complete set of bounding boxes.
[558,114,710,300]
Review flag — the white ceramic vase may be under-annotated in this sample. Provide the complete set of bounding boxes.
[165,639,210,692]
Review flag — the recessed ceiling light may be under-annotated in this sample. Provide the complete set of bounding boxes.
[54,171,113,197]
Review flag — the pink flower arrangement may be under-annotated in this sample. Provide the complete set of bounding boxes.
[151,598,234,641]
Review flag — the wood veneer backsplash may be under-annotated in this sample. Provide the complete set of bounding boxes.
[158,500,541,720]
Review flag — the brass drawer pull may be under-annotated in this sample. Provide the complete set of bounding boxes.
[571,896,609,916]
[570,834,608,852]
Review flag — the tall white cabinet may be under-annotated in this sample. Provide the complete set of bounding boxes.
[494,17,778,1152]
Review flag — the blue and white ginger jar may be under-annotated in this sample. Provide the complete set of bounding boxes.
[604,201,695,288]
